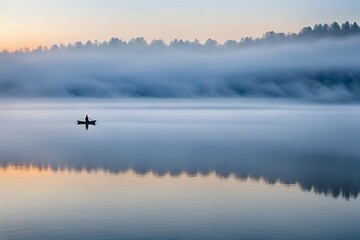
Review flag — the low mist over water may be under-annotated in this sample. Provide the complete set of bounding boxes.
[1,23,360,102]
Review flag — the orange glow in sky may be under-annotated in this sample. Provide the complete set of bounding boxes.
[1,0,360,51]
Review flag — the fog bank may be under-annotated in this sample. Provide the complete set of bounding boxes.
[1,37,360,102]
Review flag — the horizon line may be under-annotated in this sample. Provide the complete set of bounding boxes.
[3,21,359,53]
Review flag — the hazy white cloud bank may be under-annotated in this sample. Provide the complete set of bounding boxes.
[1,36,360,102]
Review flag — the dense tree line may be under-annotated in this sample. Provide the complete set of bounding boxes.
[3,21,360,54]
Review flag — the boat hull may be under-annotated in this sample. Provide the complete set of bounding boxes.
[77,120,96,125]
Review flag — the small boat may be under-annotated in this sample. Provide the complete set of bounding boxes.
[77,120,96,125]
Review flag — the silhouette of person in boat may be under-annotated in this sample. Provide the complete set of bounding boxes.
[77,115,97,130]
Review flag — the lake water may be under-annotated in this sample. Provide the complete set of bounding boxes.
[0,99,359,240]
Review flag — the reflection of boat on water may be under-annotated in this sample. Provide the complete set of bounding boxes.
[77,119,97,130]
[77,120,96,125]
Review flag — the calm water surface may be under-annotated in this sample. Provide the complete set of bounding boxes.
[0,100,359,240]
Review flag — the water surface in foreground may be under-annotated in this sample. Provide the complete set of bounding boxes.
[0,100,359,240]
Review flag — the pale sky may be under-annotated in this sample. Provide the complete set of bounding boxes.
[1,0,360,50]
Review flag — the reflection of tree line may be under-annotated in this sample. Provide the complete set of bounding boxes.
[1,156,359,200]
